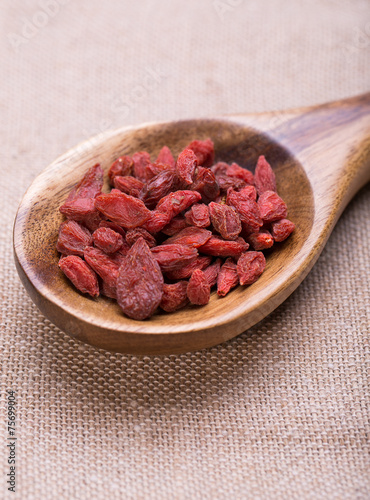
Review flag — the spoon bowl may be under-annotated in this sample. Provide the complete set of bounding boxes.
[13,94,370,354]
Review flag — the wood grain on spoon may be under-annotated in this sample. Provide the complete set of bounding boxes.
[13,94,370,354]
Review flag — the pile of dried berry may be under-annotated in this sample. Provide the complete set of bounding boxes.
[57,139,295,320]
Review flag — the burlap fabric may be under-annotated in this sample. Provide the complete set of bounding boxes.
[1,1,369,499]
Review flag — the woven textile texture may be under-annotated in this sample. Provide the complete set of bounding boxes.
[1,0,370,499]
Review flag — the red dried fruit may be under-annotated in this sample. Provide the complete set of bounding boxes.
[208,201,241,240]
[226,163,254,185]
[254,155,276,195]
[226,189,262,233]
[176,148,198,185]
[151,244,198,273]
[163,227,212,248]
[92,227,124,254]
[258,190,287,223]
[216,174,246,192]
[139,170,179,209]
[116,237,164,320]
[99,220,126,237]
[132,151,152,182]
[198,235,249,258]
[247,230,274,251]
[141,211,173,234]
[211,162,229,176]
[191,167,220,202]
[59,255,99,297]
[217,258,239,297]
[203,258,222,287]
[184,203,210,228]
[238,185,257,201]
[166,255,212,280]
[59,198,103,232]
[64,163,104,203]
[95,191,151,229]
[237,251,266,285]
[113,176,144,198]
[160,281,189,312]
[156,146,175,169]
[271,218,295,242]
[84,246,120,298]
[187,138,215,168]
[56,220,92,257]
[126,227,157,248]
[156,190,202,218]
[187,269,211,305]
[108,156,133,184]
[161,215,189,236]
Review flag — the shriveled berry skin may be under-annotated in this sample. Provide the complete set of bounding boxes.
[203,258,222,287]
[156,190,202,218]
[237,251,266,285]
[208,201,241,240]
[126,227,157,248]
[108,156,133,184]
[132,151,152,182]
[161,215,189,236]
[139,170,179,209]
[166,255,212,280]
[63,163,104,203]
[271,218,295,242]
[226,188,262,233]
[163,227,212,248]
[254,155,276,195]
[59,255,99,297]
[99,220,126,237]
[187,269,211,305]
[258,191,287,223]
[238,185,257,201]
[156,145,175,169]
[84,246,119,297]
[160,281,189,312]
[247,230,274,251]
[191,167,220,203]
[56,220,92,257]
[211,162,228,176]
[216,174,246,192]
[187,138,215,168]
[176,148,198,185]
[184,203,210,228]
[198,235,249,258]
[92,227,123,254]
[113,176,144,198]
[151,244,198,273]
[116,237,164,320]
[95,191,152,229]
[226,163,254,185]
[217,258,239,297]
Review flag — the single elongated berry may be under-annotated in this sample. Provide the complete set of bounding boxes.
[176,148,198,185]
[254,155,276,195]
[151,244,198,272]
[160,281,189,312]
[59,255,99,297]
[187,269,211,305]
[163,227,212,248]
[187,138,215,168]
[56,220,92,257]
[95,191,152,229]
[217,258,239,297]
[237,251,266,285]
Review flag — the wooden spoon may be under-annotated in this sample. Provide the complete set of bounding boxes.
[13,94,370,354]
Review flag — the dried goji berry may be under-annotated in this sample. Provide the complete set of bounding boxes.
[63,163,104,203]
[237,251,266,285]
[59,255,99,297]
[125,227,157,248]
[184,203,210,228]
[208,201,241,240]
[156,145,175,169]
[99,220,126,238]
[151,244,198,272]
[216,174,246,192]
[226,189,262,233]
[160,281,189,312]
[56,220,92,257]
[161,215,189,236]
[113,176,144,198]
[108,156,133,184]
[95,191,152,229]
[217,258,239,297]
[187,138,215,168]
[116,237,164,320]
[84,246,120,298]
[198,235,249,258]
[211,162,228,176]
[139,170,179,209]
[187,269,211,305]
[156,190,202,218]
[132,151,152,182]
[191,167,220,202]
[254,155,276,195]
[166,255,212,280]
[176,148,198,185]
[238,185,257,201]
[271,218,295,242]
[163,227,212,248]
[92,227,124,254]
[59,198,103,232]
[203,258,222,287]
[247,230,274,251]
[141,210,173,234]
[226,163,254,185]
[258,190,287,223]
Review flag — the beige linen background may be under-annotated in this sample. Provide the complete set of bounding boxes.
[1,1,370,499]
